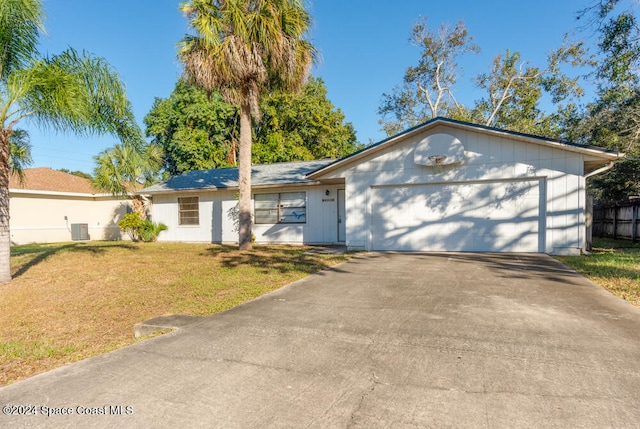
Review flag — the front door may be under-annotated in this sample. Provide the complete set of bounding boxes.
[337,189,346,243]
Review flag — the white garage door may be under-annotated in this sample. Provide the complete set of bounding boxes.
[371,180,542,252]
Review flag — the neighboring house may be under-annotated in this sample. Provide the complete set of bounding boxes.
[9,168,131,245]
[141,118,621,255]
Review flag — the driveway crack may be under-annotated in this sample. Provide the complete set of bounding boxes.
[347,372,381,428]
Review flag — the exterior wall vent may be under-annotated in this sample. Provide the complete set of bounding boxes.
[71,223,89,241]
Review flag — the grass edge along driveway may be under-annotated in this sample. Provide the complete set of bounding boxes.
[557,237,640,308]
[2,242,353,385]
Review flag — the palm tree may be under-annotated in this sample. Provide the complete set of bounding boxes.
[178,0,315,250]
[0,0,143,282]
[92,142,163,217]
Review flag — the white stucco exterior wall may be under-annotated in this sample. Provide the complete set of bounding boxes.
[10,191,131,245]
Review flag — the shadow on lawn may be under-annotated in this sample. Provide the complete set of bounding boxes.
[11,242,138,279]
[204,245,346,274]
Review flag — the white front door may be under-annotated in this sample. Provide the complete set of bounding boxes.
[337,189,346,243]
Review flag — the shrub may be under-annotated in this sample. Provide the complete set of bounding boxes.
[138,219,168,242]
[118,212,143,241]
[118,212,167,242]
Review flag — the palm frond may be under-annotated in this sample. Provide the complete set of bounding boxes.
[179,0,315,110]
[8,128,32,182]
[93,145,129,196]
[0,0,44,80]
[92,142,163,196]
[14,48,142,144]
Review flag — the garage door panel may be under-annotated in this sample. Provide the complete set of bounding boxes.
[371,180,541,252]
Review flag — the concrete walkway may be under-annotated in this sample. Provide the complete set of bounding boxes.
[1,253,640,428]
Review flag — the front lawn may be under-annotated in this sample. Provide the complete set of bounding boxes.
[558,238,640,307]
[2,242,353,385]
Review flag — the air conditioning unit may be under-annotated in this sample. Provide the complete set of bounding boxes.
[71,223,89,241]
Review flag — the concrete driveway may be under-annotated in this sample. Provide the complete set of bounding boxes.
[1,253,640,428]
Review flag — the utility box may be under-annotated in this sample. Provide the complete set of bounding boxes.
[71,223,89,241]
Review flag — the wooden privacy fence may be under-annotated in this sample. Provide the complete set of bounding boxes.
[592,199,640,242]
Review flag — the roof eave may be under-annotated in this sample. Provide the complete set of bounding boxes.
[10,188,128,198]
[137,180,322,196]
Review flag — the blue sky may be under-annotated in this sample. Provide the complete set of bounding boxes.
[26,0,601,173]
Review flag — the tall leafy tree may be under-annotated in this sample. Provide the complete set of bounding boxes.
[0,0,141,282]
[469,39,590,136]
[522,3,640,202]
[379,16,590,139]
[178,0,315,250]
[255,77,359,162]
[144,79,239,175]
[145,77,359,174]
[378,18,479,136]
[570,5,640,201]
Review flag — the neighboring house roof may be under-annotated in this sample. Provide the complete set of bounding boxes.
[140,159,336,194]
[307,117,622,179]
[9,168,97,195]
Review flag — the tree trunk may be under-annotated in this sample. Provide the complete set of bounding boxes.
[131,195,148,220]
[238,100,253,251]
[0,130,13,283]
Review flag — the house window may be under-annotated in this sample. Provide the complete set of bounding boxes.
[254,192,306,224]
[178,196,199,225]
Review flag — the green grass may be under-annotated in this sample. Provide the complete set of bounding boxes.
[0,340,78,360]
[2,242,354,385]
[557,238,640,307]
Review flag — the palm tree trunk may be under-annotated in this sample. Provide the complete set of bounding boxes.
[238,100,253,251]
[131,195,148,220]
[0,130,13,282]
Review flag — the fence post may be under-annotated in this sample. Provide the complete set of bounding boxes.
[613,204,618,239]
[633,202,638,243]
[599,205,604,238]
[586,195,593,251]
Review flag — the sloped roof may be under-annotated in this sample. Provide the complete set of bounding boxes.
[9,168,97,194]
[141,118,623,196]
[141,159,336,194]
[307,117,622,179]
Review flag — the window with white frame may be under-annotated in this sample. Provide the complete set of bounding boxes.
[178,196,199,225]
[254,192,306,224]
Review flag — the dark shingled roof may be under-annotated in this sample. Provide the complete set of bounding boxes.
[140,159,336,194]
